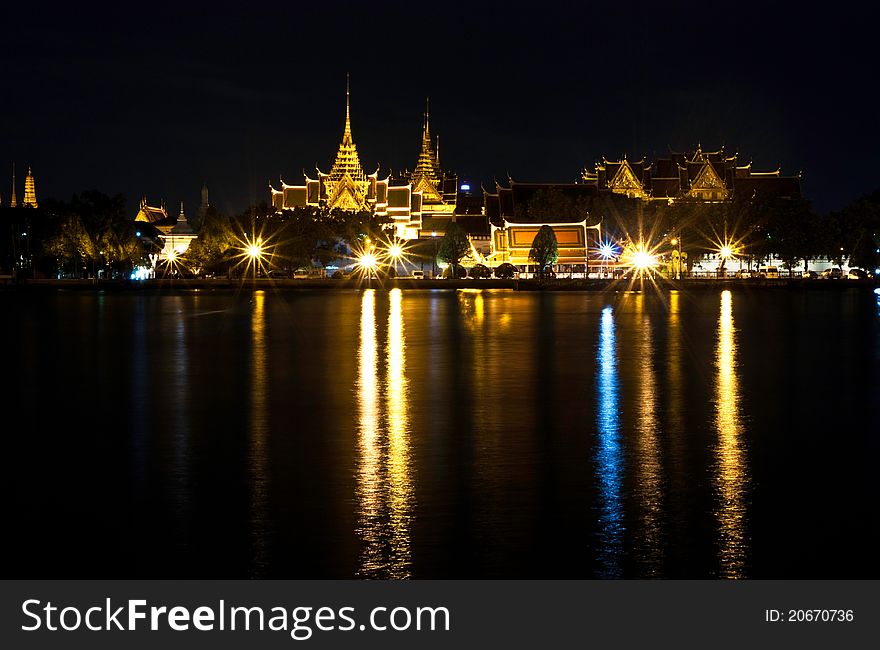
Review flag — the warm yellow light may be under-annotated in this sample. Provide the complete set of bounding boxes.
[247,241,263,259]
[670,238,678,246]
[632,250,656,269]
[359,253,378,270]
[388,244,403,260]
[719,246,733,260]
[167,250,177,261]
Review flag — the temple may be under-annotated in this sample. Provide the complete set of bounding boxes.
[580,146,800,202]
[271,77,423,238]
[482,182,602,267]
[23,167,38,208]
[134,197,198,260]
[271,79,482,241]
[4,164,40,208]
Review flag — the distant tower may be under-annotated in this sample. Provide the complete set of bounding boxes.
[23,166,38,208]
[198,183,209,221]
[178,200,187,224]
[10,164,18,208]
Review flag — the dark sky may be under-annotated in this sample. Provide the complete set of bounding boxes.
[2,1,877,215]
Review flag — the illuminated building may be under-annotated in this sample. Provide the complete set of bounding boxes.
[581,146,800,202]
[23,167,38,208]
[270,79,481,241]
[4,164,40,209]
[134,197,198,260]
[483,181,601,267]
[270,77,423,239]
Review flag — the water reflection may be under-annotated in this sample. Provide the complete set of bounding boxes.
[714,290,749,578]
[633,297,663,575]
[595,305,623,577]
[170,297,192,543]
[249,290,270,576]
[385,289,413,577]
[356,289,413,578]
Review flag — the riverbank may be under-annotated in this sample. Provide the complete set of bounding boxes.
[2,277,879,292]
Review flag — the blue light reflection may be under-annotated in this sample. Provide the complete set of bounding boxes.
[596,305,623,577]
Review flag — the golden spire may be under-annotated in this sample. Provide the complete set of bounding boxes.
[325,74,368,210]
[10,163,17,208]
[23,166,38,208]
[410,98,442,202]
[342,72,353,147]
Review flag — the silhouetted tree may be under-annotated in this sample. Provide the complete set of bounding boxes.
[529,225,558,277]
[437,221,470,278]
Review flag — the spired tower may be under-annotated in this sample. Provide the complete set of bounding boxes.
[198,183,209,218]
[409,98,442,202]
[23,166,38,208]
[10,164,18,208]
[320,74,370,211]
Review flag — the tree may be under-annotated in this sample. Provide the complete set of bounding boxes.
[184,206,236,274]
[437,222,470,278]
[529,225,558,277]
[850,229,879,270]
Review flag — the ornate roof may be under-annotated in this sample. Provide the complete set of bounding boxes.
[409,98,442,203]
[323,75,370,210]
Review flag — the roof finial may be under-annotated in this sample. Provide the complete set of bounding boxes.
[10,162,17,208]
[342,73,353,146]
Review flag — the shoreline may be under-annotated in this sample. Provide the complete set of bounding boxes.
[2,277,879,293]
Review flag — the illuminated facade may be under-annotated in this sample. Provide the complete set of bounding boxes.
[270,78,424,239]
[23,167,38,208]
[134,197,198,260]
[270,81,480,241]
[483,181,601,266]
[489,219,601,266]
[4,164,40,208]
[581,146,800,202]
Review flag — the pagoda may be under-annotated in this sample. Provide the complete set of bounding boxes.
[23,166,38,208]
[409,99,442,202]
[271,76,425,239]
[319,76,370,211]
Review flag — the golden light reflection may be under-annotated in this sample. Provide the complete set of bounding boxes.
[714,290,749,578]
[249,290,270,576]
[386,288,413,577]
[457,289,485,330]
[356,289,413,578]
[633,296,663,575]
[666,291,686,513]
[356,290,381,576]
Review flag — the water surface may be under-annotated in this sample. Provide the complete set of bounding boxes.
[6,287,879,578]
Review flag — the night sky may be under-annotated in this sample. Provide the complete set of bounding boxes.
[2,1,877,216]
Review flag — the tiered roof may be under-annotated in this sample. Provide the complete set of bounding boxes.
[409,99,442,202]
[321,76,370,210]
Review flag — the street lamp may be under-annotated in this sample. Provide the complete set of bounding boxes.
[387,240,404,277]
[599,241,616,278]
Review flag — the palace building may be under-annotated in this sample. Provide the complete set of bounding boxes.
[270,80,480,241]
[134,197,198,261]
[270,78,424,239]
[480,147,800,269]
[581,145,800,202]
